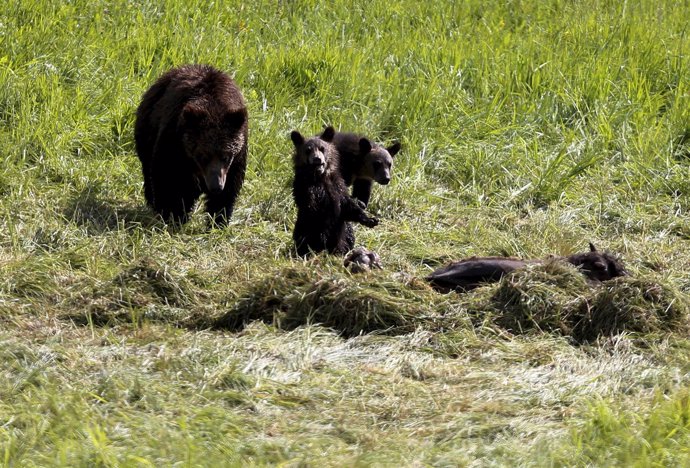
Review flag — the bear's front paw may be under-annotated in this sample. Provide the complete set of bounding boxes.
[355,199,367,210]
[363,216,379,228]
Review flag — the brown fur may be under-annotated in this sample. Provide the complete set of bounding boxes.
[134,64,248,225]
[320,129,401,207]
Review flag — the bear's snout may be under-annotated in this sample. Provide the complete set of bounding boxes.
[206,176,226,194]
[376,174,391,185]
[308,153,326,169]
[204,166,228,194]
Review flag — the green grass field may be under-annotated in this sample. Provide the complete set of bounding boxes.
[2,0,690,465]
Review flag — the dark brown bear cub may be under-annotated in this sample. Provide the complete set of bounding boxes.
[134,64,248,225]
[291,127,379,257]
[426,243,627,293]
[321,129,401,207]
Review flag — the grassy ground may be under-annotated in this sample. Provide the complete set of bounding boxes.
[2,0,690,465]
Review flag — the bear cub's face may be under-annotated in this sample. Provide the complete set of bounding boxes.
[179,103,246,194]
[358,139,401,185]
[567,243,628,283]
[291,127,336,176]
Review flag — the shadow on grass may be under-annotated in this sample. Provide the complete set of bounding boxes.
[62,257,216,329]
[58,257,456,337]
[212,266,465,338]
[63,188,162,234]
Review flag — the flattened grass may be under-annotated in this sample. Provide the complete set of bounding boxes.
[471,261,690,342]
[487,260,589,335]
[576,276,690,341]
[2,0,690,465]
[63,256,215,327]
[216,265,457,336]
[216,258,689,344]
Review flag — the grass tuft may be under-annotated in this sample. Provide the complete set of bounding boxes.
[474,262,689,342]
[215,265,451,336]
[64,257,214,327]
[484,259,589,335]
[548,389,690,466]
[574,276,690,342]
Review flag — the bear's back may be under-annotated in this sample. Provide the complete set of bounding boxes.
[141,65,246,133]
[331,132,364,184]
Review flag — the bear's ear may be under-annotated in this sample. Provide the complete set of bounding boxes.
[321,126,335,142]
[225,109,246,129]
[387,142,402,157]
[358,138,372,155]
[589,242,597,252]
[180,103,207,128]
[290,131,305,148]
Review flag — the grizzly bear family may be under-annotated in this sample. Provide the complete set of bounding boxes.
[134,64,627,283]
[135,64,399,256]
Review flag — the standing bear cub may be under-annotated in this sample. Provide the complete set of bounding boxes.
[291,127,379,257]
[135,64,248,225]
[320,129,401,207]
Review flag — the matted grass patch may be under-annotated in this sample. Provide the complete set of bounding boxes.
[473,262,690,342]
[62,257,216,327]
[214,265,461,336]
[573,276,690,342]
[483,260,590,335]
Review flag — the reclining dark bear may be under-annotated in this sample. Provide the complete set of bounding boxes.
[426,243,627,293]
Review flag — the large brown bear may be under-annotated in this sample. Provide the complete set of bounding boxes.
[320,129,401,207]
[290,127,379,257]
[134,64,248,225]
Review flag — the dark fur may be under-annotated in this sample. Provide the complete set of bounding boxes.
[291,127,379,257]
[320,129,401,207]
[134,64,248,225]
[426,243,627,293]
[565,243,628,282]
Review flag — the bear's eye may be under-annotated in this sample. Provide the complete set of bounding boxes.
[373,161,382,170]
[318,146,325,152]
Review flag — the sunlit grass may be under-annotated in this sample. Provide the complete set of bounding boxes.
[1,0,690,465]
